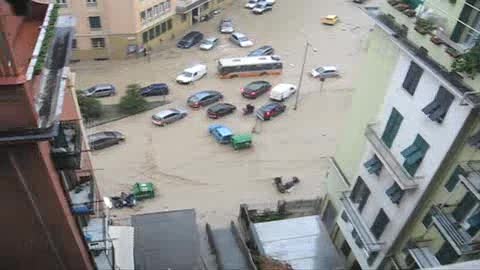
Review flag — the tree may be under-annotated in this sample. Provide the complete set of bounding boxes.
[118,84,147,114]
[76,91,103,120]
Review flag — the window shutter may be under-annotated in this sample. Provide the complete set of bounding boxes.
[371,209,390,239]
[452,192,476,222]
[445,166,465,192]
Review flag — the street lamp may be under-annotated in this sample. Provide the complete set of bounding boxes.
[294,41,316,111]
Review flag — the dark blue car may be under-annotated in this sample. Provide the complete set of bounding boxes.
[139,83,169,96]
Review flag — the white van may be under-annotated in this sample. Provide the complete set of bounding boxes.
[269,83,297,101]
[176,64,207,84]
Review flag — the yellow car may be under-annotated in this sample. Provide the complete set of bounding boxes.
[322,15,338,25]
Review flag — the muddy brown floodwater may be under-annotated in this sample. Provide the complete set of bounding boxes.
[73,0,377,266]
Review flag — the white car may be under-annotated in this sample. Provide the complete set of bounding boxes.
[269,83,297,101]
[252,2,272,14]
[311,66,339,79]
[200,37,219,50]
[266,0,276,5]
[230,32,254,48]
[176,64,207,84]
[245,0,259,9]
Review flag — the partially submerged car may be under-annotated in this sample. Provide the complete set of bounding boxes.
[269,83,297,101]
[241,80,272,99]
[177,31,204,48]
[256,102,286,121]
[310,66,339,79]
[247,45,274,57]
[252,2,272,14]
[230,32,254,48]
[200,37,219,51]
[151,108,188,126]
[139,83,169,96]
[176,64,207,84]
[187,90,223,108]
[209,124,234,144]
[219,19,234,33]
[88,131,125,150]
[207,103,236,119]
[83,84,116,98]
[322,15,339,25]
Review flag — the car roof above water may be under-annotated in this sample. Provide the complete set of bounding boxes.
[154,109,179,118]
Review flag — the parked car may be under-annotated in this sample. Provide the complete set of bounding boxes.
[219,19,234,33]
[83,84,116,98]
[88,131,125,150]
[265,0,276,5]
[151,108,188,126]
[187,90,223,108]
[209,124,234,144]
[310,66,339,79]
[177,31,204,48]
[176,64,207,84]
[248,45,274,57]
[200,37,219,50]
[139,83,169,96]
[252,2,272,14]
[245,0,259,9]
[207,103,236,119]
[269,83,297,101]
[241,80,272,99]
[230,32,254,48]
[256,102,286,121]
[322,15,339,25]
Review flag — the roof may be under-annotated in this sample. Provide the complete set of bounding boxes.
[109,226,134,270]
[132,209,202,270]
[185,64,206,72]
[232,134,252,142]
[153,109,178,118]
[219,55,281,67]
[216,127,233,137]
[252,215,344,270]
[317,66,337,71]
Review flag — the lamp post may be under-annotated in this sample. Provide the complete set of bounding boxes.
[294,41,314,110]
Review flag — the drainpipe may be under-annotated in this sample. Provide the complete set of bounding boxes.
[8,151,67,270]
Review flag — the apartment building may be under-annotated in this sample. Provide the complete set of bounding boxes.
[0,1,115,269]
[56,0,232,60]
[320,0,480,269]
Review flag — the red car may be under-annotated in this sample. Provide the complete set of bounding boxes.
[241,80,272,99]
[256,102,286,121]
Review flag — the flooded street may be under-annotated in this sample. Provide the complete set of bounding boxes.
[73,0,375,230]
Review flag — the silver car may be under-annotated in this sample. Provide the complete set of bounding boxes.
[230,32,254,47]
[219,19,234,33]
[199,37,219,50]
[151,108,188,126]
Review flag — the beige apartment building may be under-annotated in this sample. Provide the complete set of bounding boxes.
[56,0,232,60]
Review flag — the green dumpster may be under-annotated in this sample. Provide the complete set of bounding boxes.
[231,134,252,150]
[132,182,155,200]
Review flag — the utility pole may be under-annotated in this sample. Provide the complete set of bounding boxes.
[294,41,310,111]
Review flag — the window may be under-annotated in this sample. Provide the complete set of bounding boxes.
[146,8,152,20]
[364,155,382,175]
[402,61,423,95]
[140,11,146,23]
[72,38,77,49]
[401,135,429,176]
[381,108,403,148]
[452,191,476,222]
[445,166,466,192]
[155,25,161,36]
[422,209,432,228]
[370,209,389,239]
[88,16,102,29]
[91,38,105,48]
[385,182,404,204]
[167,19,172,30]
[340,241,351,257]
[149,28,155,40]
[202,2,209,10]
[87,0,97,6]
[142,32,148,43]
[165,0,171,10]
[349,177,370,213]
[56,0,67,6]
[153,5,159,17]
[466,210,480,237]
[161,22,167,33]
[422,87,454,123]
[436,242,459,265]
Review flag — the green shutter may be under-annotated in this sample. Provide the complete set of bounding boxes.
[445,166,466,192]
[403,135,429,176]
[382,108,403,148]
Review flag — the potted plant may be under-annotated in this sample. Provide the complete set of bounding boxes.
[403,9,416,17]
[414,18,435,35]
[452,44,480,79]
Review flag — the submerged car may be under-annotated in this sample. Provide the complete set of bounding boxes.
[322,15,339,25]
[219,19,234,33]
[245,0,259,9]
[256,102,286,121]
[209,124,234,144]
[177,31,204,48]
[151,108,188,126]
[200,37,219,50]
[248,45,274,57]
[139,83,169,96]
[252,2,272,14]
[207,103,236,119]
[241,81,272,99]
[230,32,254,48]
[88,131,125,150]
[176,64,207,84]
[269,83,297,101]
[187,90,223,108]
[83,84,116,98]
[310,66,339,79]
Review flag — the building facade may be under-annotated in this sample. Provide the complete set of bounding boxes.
[0,1,113,269]
[320,0,480,269]
[56,0,232,60]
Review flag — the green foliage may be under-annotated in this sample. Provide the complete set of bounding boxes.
[76,91,103,120]
[415,18,436,32]
[452,44,480,79]
[33,4,60,75]
[118,84,148,114]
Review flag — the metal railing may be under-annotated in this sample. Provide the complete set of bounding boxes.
[364,123,419,190]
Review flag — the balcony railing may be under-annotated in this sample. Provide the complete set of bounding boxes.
[338,192,384,255]
[83,217,115,270]
[364,123,419,190]
[460,161,480,200]
[176,0,210,14]
[431,205,480,255]
[408,247,441,268]
[51,121,82,170]
[70,180,94,215]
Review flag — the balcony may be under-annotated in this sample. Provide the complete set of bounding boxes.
[338,192,384,256]
[364,123,419,190]
[362,7,480,107]
[176,0,210,14]
[459,161,480,200]
[408,247,441,268]
[431,205,480,255]
[69,180,94,215]
[83,217,115,270]
[51,121,82,170]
